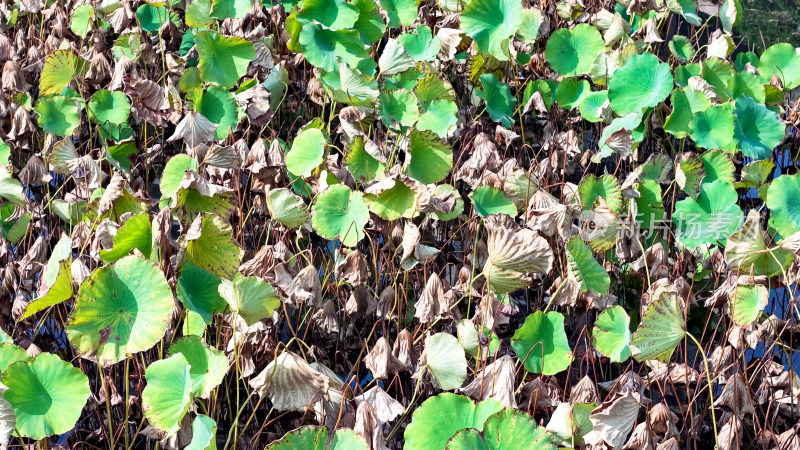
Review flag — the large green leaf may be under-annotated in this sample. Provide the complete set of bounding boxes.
[195,85,242,140]
[689,104,736,150]
[169,336,229,399]
[404,394,504,450]
[285,128,326,178]
[733,94,785,159]
[471,186,516,217]
[673,180,743,248]
[161,155,199,199]
[296,0,359,30]
[476,74,516,128]
[180,214,243,279]
[194,31,254,89]
[176,262,228,326]
[630,291,686,363]
[726,210,794,277]
[609,53,673,115]
[379,89,419,128]
[311,185,370,247]
[1,353,89,440]
[299,24,370,73]
[211,0,252,20]
[219,276,282,327]
[186,415,218,450]
[461,0,523,61]
[447,409,556,450]
[592,306,631,362]
[768,173,800,238]
[70,4,95,38]
[0,167,24,206]
[67,256,174,365]
[39,50,85,96]
[267,188,310,228]
[87,90,130,125]
[566,236,610,294]
[759,42,800,89]
[99,213,152,264]
[142,354,192,437]
[364,177,417,220]
[423,333,467,390]
[35,96,80,137]
[346,137,385,182]
[406,130,452,184]
[266,426,369,450]
[545,24,604,76]
[700,149,735,184]
[729,284,768,326]
[380,0,417,28]
[577,174,623,213]
[511,311,572,375]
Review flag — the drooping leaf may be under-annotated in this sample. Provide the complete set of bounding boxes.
[142,354,192,437]
[477,73,516,127]
[630,291,686,363]
[186,415,218,450]
[176,262,228,325]
[39,50,86,96]
[482,215,553,294]
[99,213,152,264]
[471,186,516,217]
[726,210,794,277]
[729,284,768,326]
[423,333,467,390]
[733,94,785,160]
[406,130,452,184]
[364,177,417,220]
[180,213,243,279]
[759,42,800,90]
[511,311,572,375]
[267,188,310,228]
[577,174,623,213]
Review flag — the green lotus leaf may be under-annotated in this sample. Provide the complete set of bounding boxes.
[39,50,87,96]
[161,155,199,199]
[196,85,242,140]
[406,130,452,184]
[266,188,310,228]
[180,214,243,279]
[729,284,768,327]
[220,276,282,327]
[67,256,174,365]
[566,236,610,294]
[385,67,424,91]
[299,24,370,73]
[609,53,673,115]
[346,137,385,183]
[311,185,370,247]
[353,0,385,44]
[630,290,686,363]
[267,426,369,450]
[186,0,213,27]
[186,414,218,450]
[380,0,417,28]
[674,180,743,248]
[735,159,775,189]
[414,75,455,109]
[326,63,379,104]
[590,50,622,86]
[418,99,458,138]
[577,174,622,213]
[768,173,800,237]
[596,112,643,161]
[1,353,90,440]
[70,4,94,38]
[674,62,701,87]
[142,354,192,437]
[423,333,467,390]
[546,402,595,446]
[285,128,326,178]
[665,87,712,138]
[0,344,30,373]
[397,26,440,62]
[733,94,785,160]
[404,393,504,450]
[87,89,130,125]
[136,4,179,32]
[511,311,572,375]
[759,42,800,89]
[461,0,523,61]
[517,7,545,43]
[669,35,695,62]
[106,141,137,174]
[578,90,609,123]
[555,78,590,110]
[430,184,464,222]
[211,0,252,20]
[177,262,227,327]
[21,258,72,319]
[100,213,152,264]
[545,24,604,76]
[689,104,736,150]
[169,336,229,399]
[456,321,500,359]
[379,89,419,129]
[700,57,735,98]
[0,171,24,209]
[365,178,417,220]
[726,71,766,103]
[296,0,358,30]
[471,186,516,217]
[35,96,81,137]
[378,39,416,76]
[476,73,516,128]
[592,305,631,362]
[194,30,254,89]
[700,149,735,184]
[726,211,794,277]
[447,409,556,450]
[0,204,30,244]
